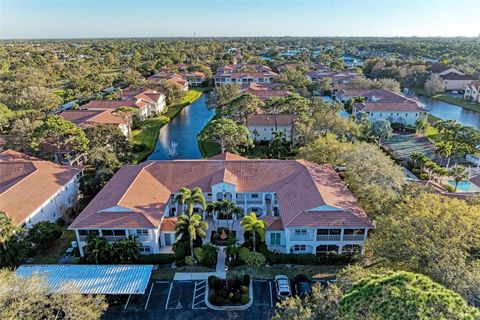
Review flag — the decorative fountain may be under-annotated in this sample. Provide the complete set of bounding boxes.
[167,141,178,158]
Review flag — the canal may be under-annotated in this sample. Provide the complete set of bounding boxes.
[417,95,480,129]
[147,94,216,160]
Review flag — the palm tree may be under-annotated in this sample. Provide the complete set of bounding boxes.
[205,201,221,230]
[434,141,453,167]
[229,206,244,231]
[175,214,208,258]
[410,152,424,169]
[240,212,266,252]
[175,187,206,217]
[86,237,110,264]
[449,165,469,192]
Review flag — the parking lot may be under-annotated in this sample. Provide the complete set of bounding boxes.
[103,279,276,320]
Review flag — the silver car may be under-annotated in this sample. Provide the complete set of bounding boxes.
[275,275,292,300]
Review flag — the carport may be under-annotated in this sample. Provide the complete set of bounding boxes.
[16,264,153,296]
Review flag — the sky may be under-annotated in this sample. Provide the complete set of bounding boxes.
[1,0,479,39]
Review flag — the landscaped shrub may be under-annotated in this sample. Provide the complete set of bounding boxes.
[132,143,146,153]
[136,254,175,265]
[173,240,190,262]
[238,247,250,263]
[27,221,62,248]
[442,184,456,192]
[259,245,356,265]
[199,244,218,267]
[244,252,266,267]
[208,275,250,306]
[194,247,204,262]
[419,173,429,180]
[185,256,195,266]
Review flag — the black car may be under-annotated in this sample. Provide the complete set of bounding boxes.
[294,275,312,297]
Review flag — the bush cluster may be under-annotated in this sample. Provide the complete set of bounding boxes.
[136,253,175,265]
[208,275,250,306]
[194,243,218,267]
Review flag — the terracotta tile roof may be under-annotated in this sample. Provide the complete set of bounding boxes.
[80,100,140,110]
[161,217,177,232]
[70,158,372,230]
[0,150,83,226]
[208,152,247,161]
[247,114,293,126]
[262,216,284,230]
[60,109,126,128]
[242,83,291,100]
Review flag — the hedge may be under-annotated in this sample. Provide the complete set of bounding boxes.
[259,244,356,265]
[136,253,176,265]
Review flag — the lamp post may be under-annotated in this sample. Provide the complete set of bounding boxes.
[225,265,229,291]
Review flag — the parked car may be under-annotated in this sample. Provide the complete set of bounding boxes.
[294,275,312,297]
[275,275,292,300]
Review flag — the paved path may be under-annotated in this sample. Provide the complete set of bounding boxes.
[215,247,226,278]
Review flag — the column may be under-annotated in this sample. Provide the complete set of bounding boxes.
[75,229,84,257]
[338,229,344,254]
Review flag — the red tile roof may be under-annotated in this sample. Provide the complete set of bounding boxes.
[247,114,293,127]
[262,216,284,230]
[0,150,83,226]
[161,217,177,232]
[242,83,291,100]
[70,157,372,230]
[60,109,126,128]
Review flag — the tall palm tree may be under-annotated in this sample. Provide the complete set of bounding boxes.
[175,187,206,217]
[229,206,244,231]
[175,214,208,257]
[449,165,469,192]
[240,212,266,252]
[410,152,424,169]
[205,201,221,230]
[86,237,110,264]
[434,141,453,167]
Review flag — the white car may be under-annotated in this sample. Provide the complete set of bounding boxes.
[275,275,292,300]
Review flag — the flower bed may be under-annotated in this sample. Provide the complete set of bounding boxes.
[208,275,250,306]
[210,227,236,246]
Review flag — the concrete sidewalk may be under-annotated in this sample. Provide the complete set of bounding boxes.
[173,247,227,280]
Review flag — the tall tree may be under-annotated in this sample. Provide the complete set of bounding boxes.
[0,212,28,268]
[424,73,444,95]
[31,116,89,161]
[211,84,242,112]
[240,212,266,252]
[198,118,253,154]
[175,214,208,258]
[224,93,262,125]
[0,269,108,320]
[449,165,469,192]
[370,119,393,144]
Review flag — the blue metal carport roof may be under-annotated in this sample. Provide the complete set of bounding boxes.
[16,264,153,295]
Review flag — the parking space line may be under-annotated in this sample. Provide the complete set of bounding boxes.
[144,282,155,310]
[123,294,132,310]
[192,280,207,310]
[269,281,273,308]
[165,282,173,310]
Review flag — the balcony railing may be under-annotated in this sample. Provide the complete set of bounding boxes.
[316,235,341,241]
[104,236,127,242]
[290,236,314,241]
[343,235,365,241]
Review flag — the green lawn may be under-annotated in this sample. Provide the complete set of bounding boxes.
[151,265,215,280]
[29,226,76,264]
[228,264,342,280]
[197,111,222,158]
[433,95,480,113]
[131,89,203,162]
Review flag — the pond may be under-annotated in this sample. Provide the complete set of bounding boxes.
[147,94,216,160]
[416,96,480,129]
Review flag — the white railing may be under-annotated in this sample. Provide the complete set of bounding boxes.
[316,235,341,242]
[104,236,127,242]
[343,235,365,241]
[290,236,314,241]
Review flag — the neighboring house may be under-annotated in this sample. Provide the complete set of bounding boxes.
[147,71,189,91]
[464,81,480,103]
[0,150,83,228]
[247,114,293,141]
[242,82,291,101]
[440,72,475,91]
[60,109,129,136]
[337,88,428,125]
[214,64,278,86]
[69,153,373,256]
[185,71,206,87]
[306,71,359,84]
[427,64,464,77]
[80,88,166,121]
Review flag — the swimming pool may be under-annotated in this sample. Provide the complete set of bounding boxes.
[447,180,480,192]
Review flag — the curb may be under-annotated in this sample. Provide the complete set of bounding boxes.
[204,279,253,311]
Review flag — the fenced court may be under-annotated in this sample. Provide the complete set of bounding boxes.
[382,133,434,162]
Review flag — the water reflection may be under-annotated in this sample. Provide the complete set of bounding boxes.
[147,94,216,160]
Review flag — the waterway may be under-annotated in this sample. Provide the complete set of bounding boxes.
[147,94,216,160]
[416,95,480,129]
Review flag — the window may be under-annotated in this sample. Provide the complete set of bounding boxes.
[78,230,99,236]
[344,229,365,235]
[294,229,307,236]
[292,245,306,252]
[139,246,152,253]
[316,245,339,256]
[270,233,281,245]
[252,194,259,199]
[317,229,341,235]
[136,229,149,236]
[101,229,126,236]
[342,245,362,254]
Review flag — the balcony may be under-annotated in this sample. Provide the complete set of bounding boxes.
[290,235,314,241]
[343,235,365,241]
[104,236,127,242]
[316,235,341,242]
